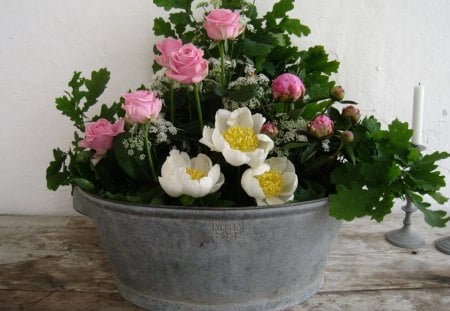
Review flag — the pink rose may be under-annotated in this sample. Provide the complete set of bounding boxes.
[79,118,125,159]
[166,44,209,84]
[308,115,334,139]
[122,90,162,124]
[155,38,183,68]
[203,9,244,41]
[272,73,306,102]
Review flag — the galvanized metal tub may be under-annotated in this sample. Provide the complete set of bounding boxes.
[73,187,341,311]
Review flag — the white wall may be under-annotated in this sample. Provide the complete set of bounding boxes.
[1,0,449,215]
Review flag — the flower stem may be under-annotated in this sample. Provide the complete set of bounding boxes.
[219,41,226,89]
[144,122,158,182]
[194,84,203,131]
[170,80,175,124]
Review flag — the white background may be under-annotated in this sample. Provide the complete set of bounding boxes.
[1,0,449,215]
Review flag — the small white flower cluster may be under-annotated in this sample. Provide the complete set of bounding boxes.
[322,139,330,152]
[208,57,236,83]
[122,134,145,158]
[239,15,255,33]
[151,70,184,96]
[223,73,270,110]
[148,118,178,144]
[273,114,308,156]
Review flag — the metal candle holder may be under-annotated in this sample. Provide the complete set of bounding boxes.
[385,143,426,249]
[385,198,425,249]
[435,236,450,255]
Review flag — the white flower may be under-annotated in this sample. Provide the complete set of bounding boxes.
[241,157,298,206]
[158,150,224,198]
[200,107,274,167]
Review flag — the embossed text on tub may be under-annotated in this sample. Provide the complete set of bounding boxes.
[213,222,243,239]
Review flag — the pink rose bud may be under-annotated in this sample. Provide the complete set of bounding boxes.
[79,118,125,158]
[340,130,354,144]
[308,115,334,139]
[261,122,279,139]
[155,38,183,68]
[342,105,361,123]
[203,9,245,41]
[272,73,306,102]
[122,90,163,124]
[329,86,345,101]
[166,43,209,84]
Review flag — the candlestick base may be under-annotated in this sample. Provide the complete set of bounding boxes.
[385,198,425,249]
[435,236,450,255]
[386,227,425,249]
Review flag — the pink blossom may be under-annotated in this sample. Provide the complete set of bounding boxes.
[166,44,209,84]
[272,73,305,102]
[79,118,125,160]
[261,122,279,139]
[122,90,162,124]
[155,38,183,68]
[308,115,334,139]
[203,9,244,41]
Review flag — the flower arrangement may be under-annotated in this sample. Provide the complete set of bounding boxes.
[47,0,449,227]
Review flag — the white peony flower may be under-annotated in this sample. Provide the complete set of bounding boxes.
[241,157,298,206]
[158,150,224,198]
[200,107,274,167]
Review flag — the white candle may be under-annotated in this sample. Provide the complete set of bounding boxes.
[412,84,424,145]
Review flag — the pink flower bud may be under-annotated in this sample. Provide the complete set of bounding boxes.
[261,122,279,139]
[272,73,305,102]
[308,115,334,139]
[329,86,345,101]
[342,105,361,123]
[340,130,354,144]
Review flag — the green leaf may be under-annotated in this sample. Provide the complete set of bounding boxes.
[301,100,332,120]
[429,192,448,205]
[329,184,371,221]
[361,116,381,134]
[179,195,195,206]
[227,84,259,102]
[70,178,95,192]
[112,132,151,181]
[83,68,110,113]
[55,73,85,128]
[240,39,273,57]
[409,193,450,227]
[279,17,311,37]
[169,12,190,35]
[153,17,176,37]
[99,101,124,122]
[46,149,69,190]
[300,46,339,75]
[271,0,294,18]
[153,0,190,11]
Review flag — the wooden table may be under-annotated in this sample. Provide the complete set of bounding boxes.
[0,214,449,311]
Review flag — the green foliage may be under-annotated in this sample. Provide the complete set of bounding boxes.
[329,119,450,227]
[46,0,449,228]
[55,68,110,130]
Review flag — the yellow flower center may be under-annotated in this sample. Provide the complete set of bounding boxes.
[256,169,282,197]
[186,167,206,180]
[222,126,258,152]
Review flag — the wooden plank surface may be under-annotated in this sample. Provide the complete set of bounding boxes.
[0,214,449,310]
